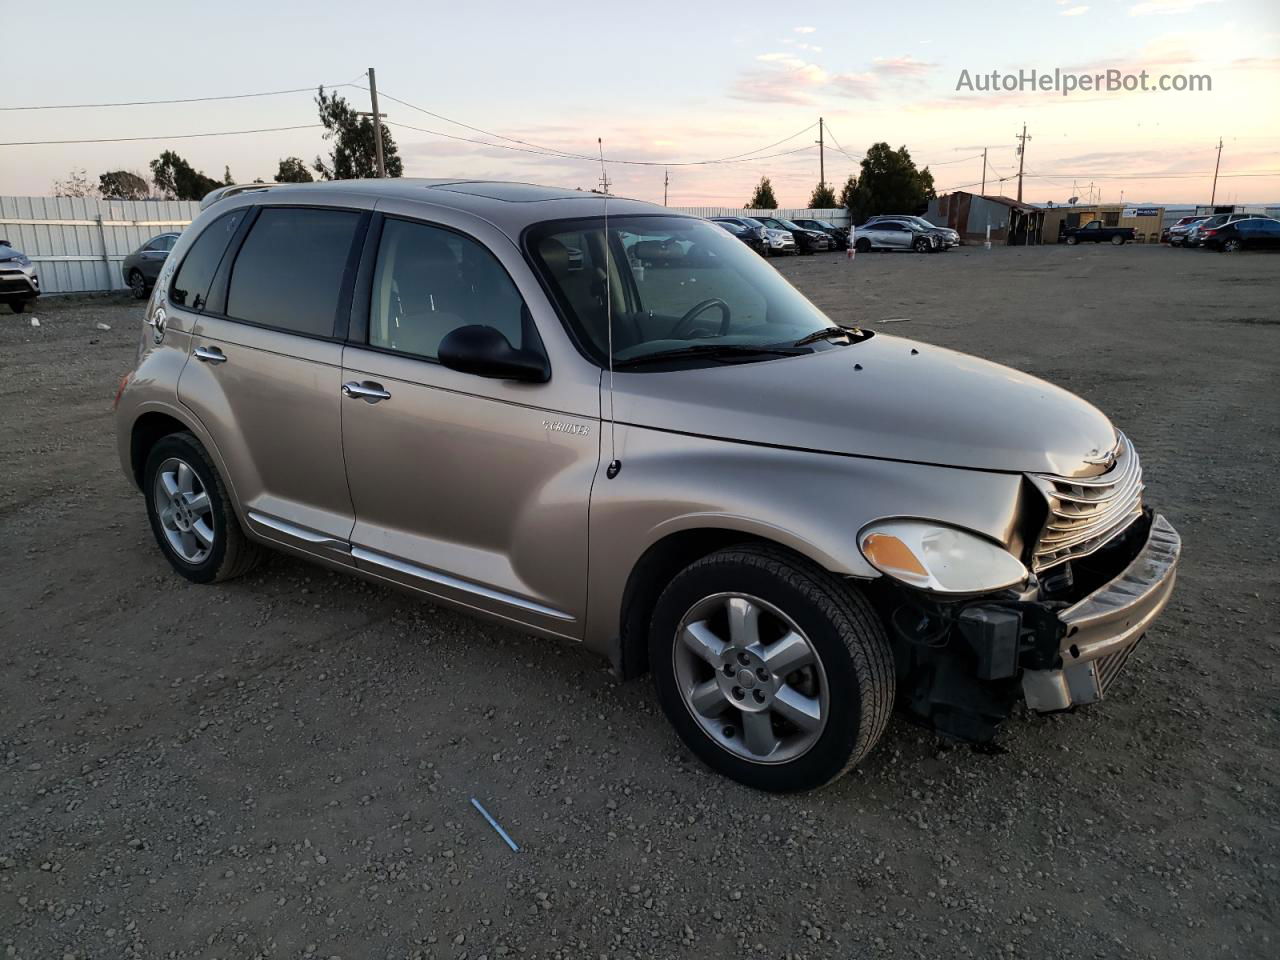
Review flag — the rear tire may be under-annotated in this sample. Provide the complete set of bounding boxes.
[649,545,895,792]
[1111,234,1125,246]
[128,269,147,300]
[1223,238,1241,253]
[143,431,264,584]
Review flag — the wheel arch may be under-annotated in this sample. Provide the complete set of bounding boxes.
[612,524,866,681]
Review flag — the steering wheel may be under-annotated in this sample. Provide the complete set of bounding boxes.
[669,298,732,338]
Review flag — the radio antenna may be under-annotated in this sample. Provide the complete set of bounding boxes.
[600,137,621,480]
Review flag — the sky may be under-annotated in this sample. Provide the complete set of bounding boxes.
[3,0,1279,207]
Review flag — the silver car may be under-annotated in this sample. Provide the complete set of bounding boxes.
[0,238,40,313]
[865,215,960,249]
[114,179,1180,792]
[853,219,938,253]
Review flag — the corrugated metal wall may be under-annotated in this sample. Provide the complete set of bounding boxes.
[0,198,850,295]
[0,196,199,294]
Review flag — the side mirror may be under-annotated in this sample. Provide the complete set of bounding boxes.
[438,325,550,383]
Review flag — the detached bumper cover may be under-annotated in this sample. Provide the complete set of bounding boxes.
[1022,513,1180,711]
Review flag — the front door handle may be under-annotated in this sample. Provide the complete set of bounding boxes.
[194,346,226,364]
[342,380,391,403]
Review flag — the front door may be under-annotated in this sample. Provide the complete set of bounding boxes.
[339,214,598,639]
[177,204,367,556]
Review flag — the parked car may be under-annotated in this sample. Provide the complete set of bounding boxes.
[792,218,850,251]
[853,219,938,253]
[0,238,40,313]
[712,216,794,256]
[1199,216,1280,252]
[1166,217,1209,247]
[115,179,1180,792]
[754,216,831,254]
[864,215,958,250]
[121,232,181,299]
[1063,220,1135,245]
[710,219,767,256]
[1183,213,1265,248]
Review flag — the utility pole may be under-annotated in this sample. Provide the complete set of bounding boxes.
[1210,137,1223,206]
[367,67,386,178]
[816,117,825,191]
[663,168,669,206]
[981,147,987,196]
[1015,123,1031,202]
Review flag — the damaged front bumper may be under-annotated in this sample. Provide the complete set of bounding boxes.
[1021,513,1181,711]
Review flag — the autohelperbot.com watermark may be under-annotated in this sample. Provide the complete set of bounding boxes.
[955,68,1212,96]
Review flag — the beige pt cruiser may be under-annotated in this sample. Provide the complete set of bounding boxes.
[114,180,1181,792]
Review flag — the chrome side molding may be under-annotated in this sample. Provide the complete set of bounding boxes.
[246,510,351,554]
[350,546,574,622]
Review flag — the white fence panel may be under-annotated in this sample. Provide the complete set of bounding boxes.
[0,196,200,294]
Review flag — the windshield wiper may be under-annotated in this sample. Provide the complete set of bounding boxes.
[793,325,854,347]
[613,343,805,369]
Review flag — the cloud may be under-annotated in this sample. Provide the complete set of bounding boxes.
[871,55,937,77]
[793,25,816,33]
[831,73,880,98]
[1060,5,1090,15]
[1130,0,1223,15]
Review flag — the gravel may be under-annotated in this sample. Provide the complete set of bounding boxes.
[1,245,1276,959]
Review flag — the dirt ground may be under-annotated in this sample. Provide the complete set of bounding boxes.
[1,243,1277,960]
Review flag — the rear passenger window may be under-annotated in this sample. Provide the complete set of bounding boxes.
[171,211,244,311]
[369,218,527,359]
[226,207,361,337]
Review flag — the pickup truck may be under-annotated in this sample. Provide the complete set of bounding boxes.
[1063,220,1135,245]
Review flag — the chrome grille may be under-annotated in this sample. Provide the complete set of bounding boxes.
[1031,433,1144,572]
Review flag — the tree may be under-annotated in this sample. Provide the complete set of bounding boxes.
[275,157,315,183]
[313,86,403,180]
[223,165,234,186]
[745,176,778,210]
[837,174,858,211]
[842,143,935,223]
[150,151,223,200]
[52,169,95,198]
[808,182,838,208]
[98,170,150,200]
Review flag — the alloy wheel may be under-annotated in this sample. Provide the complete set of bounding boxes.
[673,593,828,764]
[129,270,146,299]
[152,457,215,564]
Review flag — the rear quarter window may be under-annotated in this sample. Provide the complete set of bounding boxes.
[170,211,245,311]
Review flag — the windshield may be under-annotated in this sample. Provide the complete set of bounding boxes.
[528,215,841,368]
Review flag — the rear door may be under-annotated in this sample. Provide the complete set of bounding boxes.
[176,203,368,557]
[339,210,598,639]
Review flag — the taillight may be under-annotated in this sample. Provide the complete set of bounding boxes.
[114,372,133,409]
[1202,229,1218,236]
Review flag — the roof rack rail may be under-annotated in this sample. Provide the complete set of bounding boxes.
[199,183,281,211]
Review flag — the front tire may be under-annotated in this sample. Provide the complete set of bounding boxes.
[854,237,871,253]
[143,431,263,584]
[10,299,28,314]
[913,237,931,253]
[1066,236,1078,245]
[650,546,895,792]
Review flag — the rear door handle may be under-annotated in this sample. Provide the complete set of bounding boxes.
[342,380,391,403]
[194,346,226,364]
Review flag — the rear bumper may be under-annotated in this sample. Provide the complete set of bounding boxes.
[1022,514,1180,711]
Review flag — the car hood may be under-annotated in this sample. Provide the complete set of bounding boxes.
[612,333,1117,476]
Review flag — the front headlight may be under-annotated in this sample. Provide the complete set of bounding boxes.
[859,520,1027,594]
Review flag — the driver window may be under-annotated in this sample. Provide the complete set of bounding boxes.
[370,219,527,360]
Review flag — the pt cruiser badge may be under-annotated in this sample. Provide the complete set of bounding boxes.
[543,419,590,436]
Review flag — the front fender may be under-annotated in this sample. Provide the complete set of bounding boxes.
[583,424,1029,656]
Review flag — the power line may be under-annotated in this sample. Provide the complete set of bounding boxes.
[376,87,822,167]
[383,119,818,167]
[0,80,363,112]
[0,124,323,146]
